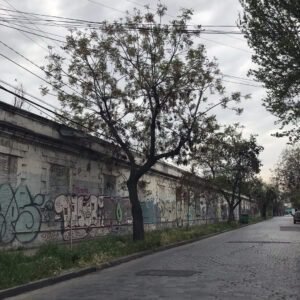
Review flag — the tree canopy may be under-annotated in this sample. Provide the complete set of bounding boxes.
[192,124,263,221]
[43,5,243,239]
[274,146,300,208]
[245,177,281,218]
[239,0,300,142]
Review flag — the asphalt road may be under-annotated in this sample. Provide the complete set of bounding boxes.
[10,216,300,300]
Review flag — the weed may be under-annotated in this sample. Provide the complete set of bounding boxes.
[0,220,250,290]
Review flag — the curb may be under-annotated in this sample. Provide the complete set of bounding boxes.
[0,221,264,299]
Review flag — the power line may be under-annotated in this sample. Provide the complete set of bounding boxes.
[0,7,240,28]
[222,79,263,88]
[0,44,92,104]
[223,74,258,83]
[0,3,48,51]
[0,51,55,85]
[0,84,146,154]
[1,0,51,48]
[0,78,59,111]
[0,95,57,121]
[0,40,47,71]
[0,84,101,135]
[0,84,66,120]
[0,39,262,110]
[90,1,251,52]
[0,22,65,43]
[0,17,66,38]
[1,0,66,54]
[199,36,252,54]
[0,7,243,34]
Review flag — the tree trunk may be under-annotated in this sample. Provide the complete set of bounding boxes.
[261,203,267,219]
[228,205,235,223]
[127,178,144,241]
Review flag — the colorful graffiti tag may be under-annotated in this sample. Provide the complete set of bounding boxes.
[0,184,45,244]
[0,182,229,247]
[0,183,133,245]
[54,195,132,240]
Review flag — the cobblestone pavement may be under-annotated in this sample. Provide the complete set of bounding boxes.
[10,216,300,300]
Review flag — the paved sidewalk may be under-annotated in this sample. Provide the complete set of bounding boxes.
[10,216,300,300]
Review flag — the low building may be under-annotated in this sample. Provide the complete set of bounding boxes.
[0,102,256,248]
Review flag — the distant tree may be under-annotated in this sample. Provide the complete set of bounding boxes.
[239,0,300,142]
[247,177,280,218]
[274,146,300,208]
[266,185,282,216]
[248,178,266,217]
[193,124,263,222]
[43,5,244,240]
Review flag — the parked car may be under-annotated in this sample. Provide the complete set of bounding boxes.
[292,211,300,224]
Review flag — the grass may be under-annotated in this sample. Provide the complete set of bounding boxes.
[0,218,262,290]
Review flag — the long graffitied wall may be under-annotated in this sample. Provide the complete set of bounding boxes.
[0,182,133,247]
[0,141,253,249]
[0,181,228,248]
[0,102,256,248]
[0,143,231,249]
[0,129,136,248]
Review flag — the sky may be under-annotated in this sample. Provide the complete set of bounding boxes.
[0,0,290,182]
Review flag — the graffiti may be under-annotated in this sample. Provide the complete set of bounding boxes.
[72,187,89,195]
[54,194,132,240]
[141,198,181,224]
[40,231,60,242]
[141,191,232,226]
[0,178,249,247]
[141,199,158,224]
[0,183,45,244]
[158,199,176,222]
[40,199,56,226]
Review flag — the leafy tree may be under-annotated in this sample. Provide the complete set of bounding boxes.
[247,178,266,217]
[274,146,300,208]
[239,0,300,142]
[247,177,282,218]
[43,5,243,240]
[248,178,278,218]
[193,124,263,222]
[265,185,282,216]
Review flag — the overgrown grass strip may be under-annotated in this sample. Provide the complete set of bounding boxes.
[0,217,263,290]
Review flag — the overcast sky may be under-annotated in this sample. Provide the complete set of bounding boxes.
[0,0,290,181]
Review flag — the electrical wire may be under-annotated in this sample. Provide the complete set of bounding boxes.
[0,7,243,34]
[0,84,111,139]
[0,22,65,43]
[222,79,262,88]
[0,78,59,110]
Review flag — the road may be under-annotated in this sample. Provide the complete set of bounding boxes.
[10,216,300,300]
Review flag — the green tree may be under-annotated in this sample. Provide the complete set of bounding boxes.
[274,146,300,208]
[239,0,300,142]
[247,178,280,218]
[43,5,243,240]
[266,184,284,216]
[193,124,263,222]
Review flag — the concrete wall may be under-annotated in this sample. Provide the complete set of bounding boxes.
[0,102,254,249]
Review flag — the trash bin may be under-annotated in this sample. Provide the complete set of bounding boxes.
[240,214,249,224]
